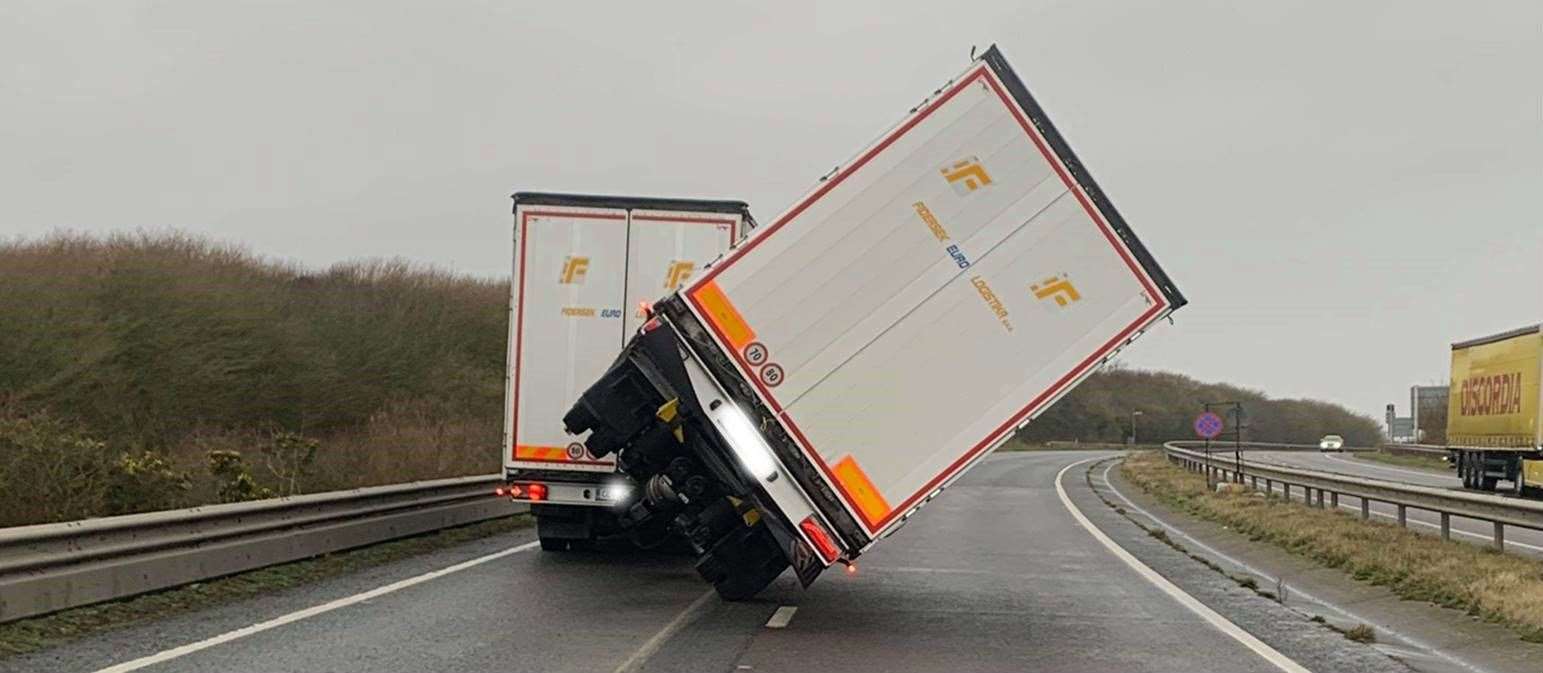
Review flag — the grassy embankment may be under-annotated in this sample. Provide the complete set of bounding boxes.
[0,232,507,526]
[1357,450,1451,473]
[1121,451,1543,642]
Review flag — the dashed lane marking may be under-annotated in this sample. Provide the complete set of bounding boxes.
[765,606,798,629]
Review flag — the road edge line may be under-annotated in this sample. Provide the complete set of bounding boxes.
[92,540,541,673]
[1055,457,1310,673]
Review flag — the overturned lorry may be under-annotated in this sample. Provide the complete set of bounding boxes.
[557,46,1187,598]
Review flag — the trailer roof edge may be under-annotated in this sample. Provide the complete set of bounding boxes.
[1451,323,1543,350]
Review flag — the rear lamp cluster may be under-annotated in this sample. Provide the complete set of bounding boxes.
[494,482,548,501]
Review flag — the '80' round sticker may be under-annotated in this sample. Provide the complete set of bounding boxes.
[759,363,784,387]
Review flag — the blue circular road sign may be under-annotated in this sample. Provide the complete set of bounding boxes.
[1194,412,1225,439]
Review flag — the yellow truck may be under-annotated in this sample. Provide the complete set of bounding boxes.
[1446,323,1543,495]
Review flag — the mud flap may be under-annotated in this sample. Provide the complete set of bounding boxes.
[753,503,825,587]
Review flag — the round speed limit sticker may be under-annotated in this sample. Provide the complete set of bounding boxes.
[759,363,785,387]
[744,341,769,366]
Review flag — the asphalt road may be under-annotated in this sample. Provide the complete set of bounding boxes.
[7,451,1401,673]
[1247,450,1543,555]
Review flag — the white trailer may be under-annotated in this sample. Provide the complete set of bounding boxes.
[502,193,752,549]
[564,45,1186,597]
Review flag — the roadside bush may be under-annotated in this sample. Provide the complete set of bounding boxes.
[103,451,192,515]
[207,450,273,503]
[1016,367,1383,446]
[0,409,113,526]
[0,232,505,524]
[260,431,318,497]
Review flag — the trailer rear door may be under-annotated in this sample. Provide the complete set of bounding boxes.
[624,209,740,337]
[680,47,1185,540]
[509,205,630,472]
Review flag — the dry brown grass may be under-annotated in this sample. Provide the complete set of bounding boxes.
[1122,451,1543,642]
[0,231,507,526]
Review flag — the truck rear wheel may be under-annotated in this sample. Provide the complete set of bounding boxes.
[694,521,789,601]
[1477,452,1499,491]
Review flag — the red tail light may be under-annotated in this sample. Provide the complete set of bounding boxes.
[494,486,507,497]
[799,516,839,562]
[526,483,548,501]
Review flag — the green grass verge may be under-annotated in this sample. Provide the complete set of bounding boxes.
[1355,450,1451,473]
[1121,451,1543,643]
[0,514,532,658]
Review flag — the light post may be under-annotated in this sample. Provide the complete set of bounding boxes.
[1130,410,1143,446]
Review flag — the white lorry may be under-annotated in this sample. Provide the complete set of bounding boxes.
[560,45,1187,598]
[502,192,753,550]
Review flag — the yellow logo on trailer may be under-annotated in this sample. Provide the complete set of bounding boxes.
[664,260,696,290]
[559,256,590,285]
[1031,275,1081,307]
[941,156,993,195]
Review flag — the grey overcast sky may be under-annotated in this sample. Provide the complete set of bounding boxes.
[3,1,1540,425]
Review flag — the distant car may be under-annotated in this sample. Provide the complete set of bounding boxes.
[1319,434,1345,451]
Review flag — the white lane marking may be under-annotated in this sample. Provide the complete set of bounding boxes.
[93,540,541,673]
[765,605,798,629]
[613,589,716,673]
[1055,458,1310,673]
[1098,462,1485,673]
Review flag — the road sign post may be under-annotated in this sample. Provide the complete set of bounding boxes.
[1194,411,1224,488]
[1199,402,1246,486]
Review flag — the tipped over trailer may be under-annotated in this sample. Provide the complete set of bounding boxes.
[501,193,753,550]
[562,45,1187,598]
[1446,323,1543,496]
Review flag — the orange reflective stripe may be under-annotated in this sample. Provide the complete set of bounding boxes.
[515,445,568,461]
[833,455,891,527]
[692,280,756,351]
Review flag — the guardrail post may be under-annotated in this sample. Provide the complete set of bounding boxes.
[1440,513,1450,540]
[1493,522,1504,550]
[1250,476,1258,489]
[1282,483,1291,501]
[1360,498,1370,520]
[1329,492,1338,509]
[1397,504,1407,528]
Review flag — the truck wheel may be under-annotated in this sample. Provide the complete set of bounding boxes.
[1477,452,1498,491]
[694,523,790,601]
[1460,453,1474,489]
